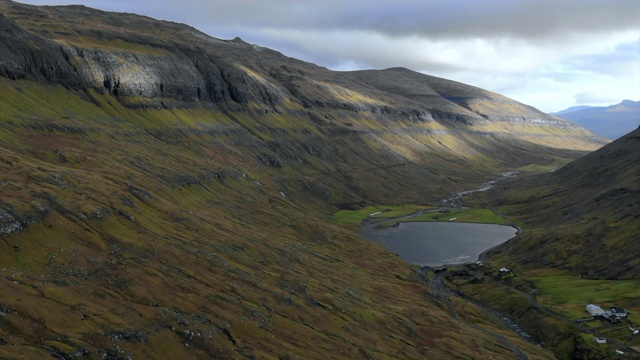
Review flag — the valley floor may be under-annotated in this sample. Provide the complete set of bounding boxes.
[348,175,640,359]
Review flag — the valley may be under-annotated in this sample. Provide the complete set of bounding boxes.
[0,1,637,359]
[346,159,640,359]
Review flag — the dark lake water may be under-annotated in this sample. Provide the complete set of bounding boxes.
[360,222,517,266]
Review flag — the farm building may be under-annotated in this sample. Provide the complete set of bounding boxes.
[611,307,628,318]
[586,304,605,317]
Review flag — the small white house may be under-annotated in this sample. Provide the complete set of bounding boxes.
[594,337,606,344]
[586,304,606,317]
[499,267,510,274]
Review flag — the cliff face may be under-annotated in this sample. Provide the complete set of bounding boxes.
[0,29,271,112]
[0,0,610,133]
[0,3,291,110]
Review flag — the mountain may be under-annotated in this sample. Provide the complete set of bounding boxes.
[0,1,605,358]
[483,128,640,279]
[552,100,640,139]
[553,105,591,115]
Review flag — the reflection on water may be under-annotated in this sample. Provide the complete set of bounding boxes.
[360,222,516,266]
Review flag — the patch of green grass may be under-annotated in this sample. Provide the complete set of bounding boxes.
[528,270,640,324]
[533,272,640,305]
[382,208,510,226]
[329,204,432,230]
[516,163,557,172]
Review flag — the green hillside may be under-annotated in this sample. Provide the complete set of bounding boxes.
[448,129,640,359]
[483,128,640,279]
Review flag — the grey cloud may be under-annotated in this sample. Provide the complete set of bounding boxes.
[578,40,639,71]
[18,1,640,42]
[182,0,640,42]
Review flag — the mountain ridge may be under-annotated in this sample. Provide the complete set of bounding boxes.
[552,100,640,139]
[0,0,609,141]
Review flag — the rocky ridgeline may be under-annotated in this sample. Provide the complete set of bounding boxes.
[0,14,280,110]
[0,0,607,136]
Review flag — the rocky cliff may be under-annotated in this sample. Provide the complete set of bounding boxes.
[0,1,609,132]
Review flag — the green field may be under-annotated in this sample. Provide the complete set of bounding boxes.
[381,207,511,226]
[331,204,512,231]
[528,269,640,324]
[329,204,432,230]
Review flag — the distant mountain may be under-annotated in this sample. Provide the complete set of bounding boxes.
[552,100,640,139]
[553,105,591,115]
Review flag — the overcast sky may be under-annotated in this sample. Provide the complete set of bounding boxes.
[16,0,640,112]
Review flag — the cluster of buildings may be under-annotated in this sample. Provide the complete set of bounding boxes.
[585,304,628,323]
[586,304,638,356]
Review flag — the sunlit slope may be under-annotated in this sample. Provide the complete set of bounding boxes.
[483,128,640,279]
[345,68,604,151]
[0,0,606,155]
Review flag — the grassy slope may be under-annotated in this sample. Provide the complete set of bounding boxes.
[0,79,559,359]
[444,265,640,359]
[448,130,640,359]
[482,129,640,279]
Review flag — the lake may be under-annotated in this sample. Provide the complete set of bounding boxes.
[360,221,517,266]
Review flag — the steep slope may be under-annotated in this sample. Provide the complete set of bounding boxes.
[0,1,605,359]
[483,128,640,279]
[0,1,609,206]
[553,100,640,139]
